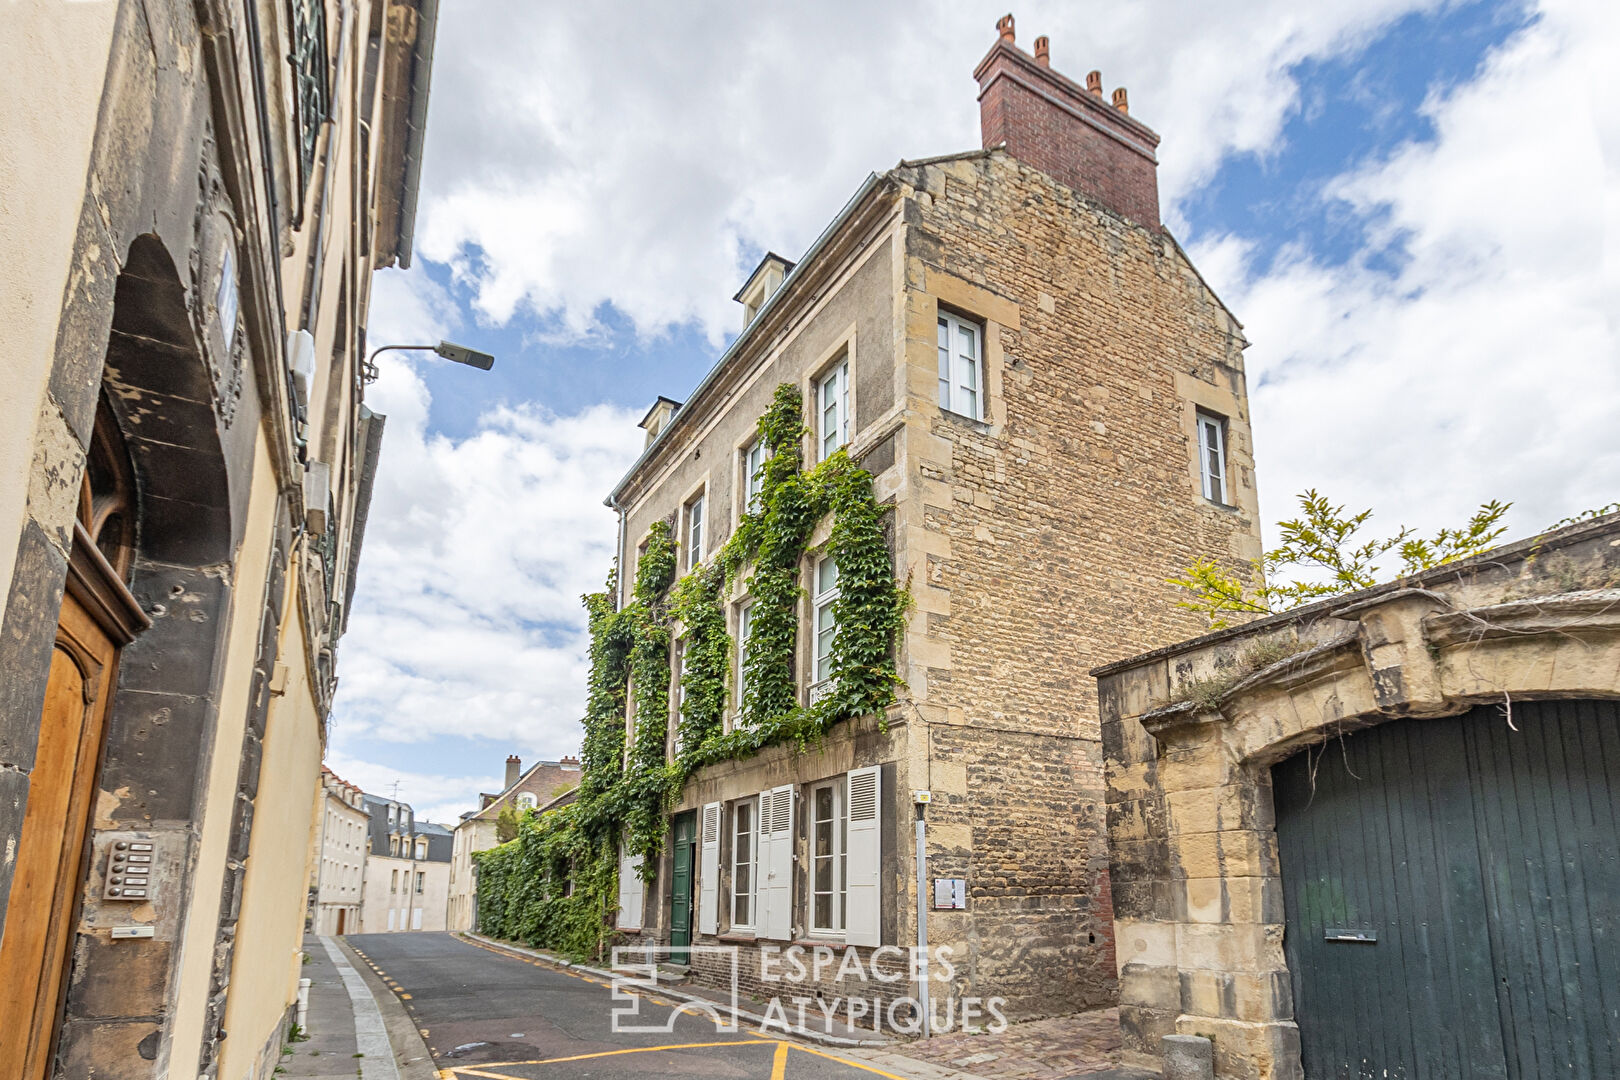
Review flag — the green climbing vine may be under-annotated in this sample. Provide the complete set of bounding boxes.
[473,383,908,960]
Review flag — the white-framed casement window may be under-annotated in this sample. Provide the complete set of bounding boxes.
[517,792,537,811]
[731,799,757,929]
[812,556,839,695]
[937,310,983,419]
[741,440,767,513]
[734,602,753,714]
[1196,411,1228,505]
[685,492,707,568]
[809,777,847,934]
[817,359,851,461]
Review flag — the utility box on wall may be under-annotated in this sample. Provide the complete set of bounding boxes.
[933,877,967,910]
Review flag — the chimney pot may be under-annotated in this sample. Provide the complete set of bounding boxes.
[1033,36,1049,67]
[1112,87,1129,114]
[1086,70,1103,97]
[996,14,1015,45]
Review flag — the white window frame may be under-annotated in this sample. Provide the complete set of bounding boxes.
[808,776,847,935]
[811,556,839,693]
[686,492,706,568]
[735,601,753,714]
[517,792,537,811]
[937,311,983,419]
[1197,412,1228,505]
[817,360,850,461]
[731,799,757,930]
[742,440,767,513]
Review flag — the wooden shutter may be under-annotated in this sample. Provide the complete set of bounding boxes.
[698,802,721,935]
[762,785,795,941]
[617,847,645,930]
[845,766,882,946]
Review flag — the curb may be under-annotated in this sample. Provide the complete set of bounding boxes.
[458,931,892,1049]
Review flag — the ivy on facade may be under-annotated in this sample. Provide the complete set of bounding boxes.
[473,384,908,960]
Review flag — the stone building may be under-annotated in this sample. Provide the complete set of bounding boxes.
[1094,514,1620,1079]
[310,767,368,935]
[358,796,451,933]
[448,755,581,931]
[604,16,1262,1021]
[0,0,434,1076]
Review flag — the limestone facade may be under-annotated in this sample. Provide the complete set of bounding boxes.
[1094,515,1620,1079]
[606,22,1262,1022]
[0,1,432,1075]
[449,757,582,931]
[310,768,367,935]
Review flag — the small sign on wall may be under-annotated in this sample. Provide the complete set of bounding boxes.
[933,877,967,910]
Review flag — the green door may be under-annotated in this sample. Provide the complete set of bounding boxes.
[1275,700,1620,1079]
[669,811,696,964]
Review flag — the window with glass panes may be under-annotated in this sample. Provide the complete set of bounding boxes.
[742,440,767,512]
[1197,412,1228,504]
[937,311,983,419]
[685,493,706,568]
[732,800,756,928]
[735,602,753,711]
[812,557,839,686]
[817,360,850,461]
[810,777,847,933]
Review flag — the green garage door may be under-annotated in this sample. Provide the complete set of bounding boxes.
[1274,700,1620,1079]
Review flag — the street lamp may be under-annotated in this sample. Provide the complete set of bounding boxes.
[364,340,495,383]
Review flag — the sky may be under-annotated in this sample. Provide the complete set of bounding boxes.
[329,0,1620,824]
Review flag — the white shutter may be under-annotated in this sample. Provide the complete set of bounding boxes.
[762,785,795,941]
[617,847,645,930]
[698,802,721,936]
[845,766,882,946]
[412,907,423,930]
[387,909,396,931]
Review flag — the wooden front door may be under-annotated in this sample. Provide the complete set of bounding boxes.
[669,811,696,964]
[0,587,120,1079]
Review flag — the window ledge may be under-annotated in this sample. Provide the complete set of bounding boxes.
[715,931,757,943]
[793,936,851,948]
[937,407,989,431]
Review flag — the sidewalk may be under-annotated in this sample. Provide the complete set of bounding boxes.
[282,933,433,1080]
[876,1010,1156,1080]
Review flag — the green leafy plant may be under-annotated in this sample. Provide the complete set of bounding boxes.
[473,384,908,958]
[1170,489,1511,628]
[494,803,522,844]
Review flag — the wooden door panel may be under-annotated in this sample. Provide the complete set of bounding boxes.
[0,593,118,1080]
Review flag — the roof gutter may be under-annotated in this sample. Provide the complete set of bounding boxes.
[606,169,887,508]
[395,0,439,269]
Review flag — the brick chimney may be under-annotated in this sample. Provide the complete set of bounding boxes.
[560,755,580,768]
[505,754,521,790]
[973,16,1161,227]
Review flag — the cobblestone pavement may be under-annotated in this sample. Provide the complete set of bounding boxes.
[879,1009,1150,1080]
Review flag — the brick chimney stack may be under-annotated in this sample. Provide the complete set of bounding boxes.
[505,754,521,790]
[560,755,580,768]
[974,16,1162,227]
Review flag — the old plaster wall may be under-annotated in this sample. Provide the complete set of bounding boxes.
[1096,516,1620,1079]
[0,0,121,607]
[216,606,322,1080]
[883,149,1262,1015]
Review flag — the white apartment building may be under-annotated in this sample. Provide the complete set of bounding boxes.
[310,768,368,935]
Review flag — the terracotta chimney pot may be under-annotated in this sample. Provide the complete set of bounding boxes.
[1112,87,1129,114]
[996,13,1015,45]
[1034,36,1050,67]
[1086,70,1103,97]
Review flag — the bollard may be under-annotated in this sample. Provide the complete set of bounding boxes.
[296,977,312,1032]
[1162,1034,1215,1080]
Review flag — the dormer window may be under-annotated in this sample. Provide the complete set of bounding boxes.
[638,397,683,448]
[735,252,796,328]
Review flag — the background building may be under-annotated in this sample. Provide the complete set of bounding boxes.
[310,768,368,935]
[449,755,581,930]
[359,796,452,932]
[0,0,434,1076]
[604,16,1261,1019]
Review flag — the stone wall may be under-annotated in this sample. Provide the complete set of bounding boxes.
[1094,514,1620,1079]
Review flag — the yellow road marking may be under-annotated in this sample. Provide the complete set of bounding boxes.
[786,1042,911,1079]
[459,1039,773,1069]
[770,1040,790,1080]
[400,993,412,999]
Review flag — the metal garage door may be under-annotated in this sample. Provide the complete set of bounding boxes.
[1274,700,1620,1079]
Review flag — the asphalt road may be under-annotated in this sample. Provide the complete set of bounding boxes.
[346,932,904,1080]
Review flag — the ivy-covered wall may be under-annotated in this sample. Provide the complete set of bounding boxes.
[473,384,908,959]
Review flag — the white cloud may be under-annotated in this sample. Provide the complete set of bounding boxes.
[414,0,1450,340]
[322,751,501,827]
[1191,0,1620,542]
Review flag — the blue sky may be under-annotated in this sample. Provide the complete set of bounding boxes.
[331,0,1619,822]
